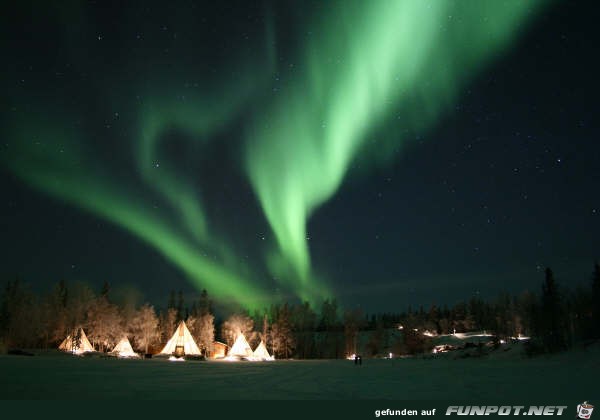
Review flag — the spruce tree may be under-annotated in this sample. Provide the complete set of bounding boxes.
[540,268,567,352]
[167,290,175,310]
[176,290,184,322]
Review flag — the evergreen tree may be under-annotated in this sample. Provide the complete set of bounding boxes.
[100,281,110,300]
[425,304,440,334]
[271,303,294,358]
[44,279,70,346]
[366,317,384,356]
[319,299,341,358]
[159,308,178,344]
[176,290,184,322]
[167,290,175,310]
[343,307,364,356]
[539,268,568,352]
[0,277,40,347]
[199,289,211,316]
[187,290,215,356]
[517,290,537,337]
[292,302,316,358]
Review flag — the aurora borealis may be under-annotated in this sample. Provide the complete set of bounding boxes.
[244,1,542,301]
[2,0,599,311]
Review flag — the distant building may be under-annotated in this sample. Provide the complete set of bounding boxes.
[211,341,228,358]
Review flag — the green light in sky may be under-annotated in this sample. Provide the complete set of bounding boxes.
[244,0,544,301]
[2,0,546,308]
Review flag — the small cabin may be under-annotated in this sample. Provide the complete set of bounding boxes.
[211,341,228,359]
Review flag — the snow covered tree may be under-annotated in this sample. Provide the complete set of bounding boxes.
[271,304,294,358]
[188,313,215,356]
[221,313,254,347]
[86,296,123,352]
[131,303,160,354]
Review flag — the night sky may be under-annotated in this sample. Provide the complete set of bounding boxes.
[1,0,598,312]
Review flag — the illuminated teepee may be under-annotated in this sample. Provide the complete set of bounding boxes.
[228,332,253,358]
[59,328,95,354]
[252,341,274,361]
[160,320,201,356]
[111,336,139,358]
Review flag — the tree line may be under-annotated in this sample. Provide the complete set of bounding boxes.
[1,263,599,357]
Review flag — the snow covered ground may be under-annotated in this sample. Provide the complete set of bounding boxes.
[0,344,597,399]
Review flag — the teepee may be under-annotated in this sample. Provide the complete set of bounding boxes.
[111,336,139,358]
[59,328,95,354]
[228,332,253,358]
[252,341,273,361]
[160,320,201,356]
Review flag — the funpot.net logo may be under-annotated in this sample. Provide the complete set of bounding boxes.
[445,406,567,416]
[576,402,594,420]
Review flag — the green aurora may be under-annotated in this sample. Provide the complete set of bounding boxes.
[244,0,545,302]
[2,0,546,308]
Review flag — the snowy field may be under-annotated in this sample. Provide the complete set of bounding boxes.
[0,346,597,399]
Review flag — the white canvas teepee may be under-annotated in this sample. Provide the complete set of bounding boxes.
[252,341,273,361]
[111,336,139,358]
[160,320,201,356]
[59,328,95,354]
[228,333,253,358]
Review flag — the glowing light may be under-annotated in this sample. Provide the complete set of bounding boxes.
[3,119,271,308]
[2,1,546,307]
[245,0,545,300]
